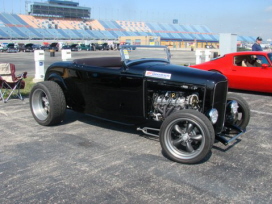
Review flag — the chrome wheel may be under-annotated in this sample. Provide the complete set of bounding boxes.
[30,81,66,126]
[226,93,250,130]
[160,110,214,164]
[31,89,50,121]
[164,118,205,160]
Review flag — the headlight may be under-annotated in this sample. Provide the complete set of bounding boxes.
[229,100,239,114]
[208,108,218,124]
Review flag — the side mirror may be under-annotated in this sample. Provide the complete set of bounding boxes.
[261,64,269,69]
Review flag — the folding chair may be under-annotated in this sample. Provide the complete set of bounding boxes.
[0,63,27,103]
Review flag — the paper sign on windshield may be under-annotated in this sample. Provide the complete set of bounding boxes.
[123,50,129,59]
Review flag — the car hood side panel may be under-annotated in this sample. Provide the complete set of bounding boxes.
[142,63,227,86]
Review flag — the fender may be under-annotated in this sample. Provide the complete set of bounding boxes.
[46,72,68,91]
[46,71,82,111]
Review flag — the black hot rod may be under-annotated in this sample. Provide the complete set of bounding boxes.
[30,45,250,164]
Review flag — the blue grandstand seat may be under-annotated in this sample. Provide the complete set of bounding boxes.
[189,25,199,33]
[0,12,256,43]
[100,20,121,30]
[1,13,21,25]
[45,29,65,39]
[160,33,172,39]
[17,27,39,38]
[108,31,118,38]
[0,28,9,38]
[79,30,91,38]
[64,29,79,39]
[12,14,29,26]
[85,30,98,39]
[112,31,126,37]
[71,30,83,38]
[42,30,54,39]
[57,29,70,38]
[158,24,168,32]
[138,32,149,36]
[27,28,43,38]
[92,30,107,39]
[99,20,110,29]
[11,27,28,38]
[104,21,114,29]
[146,23,162,32]
[111,21,123,29]
[168,24,179,32]
[0,27,21,38]
[200,25,213,33]
[145,23,155,31]
[125,31,138,36]
[169,32,182,39]
[0,13,10,24]
[100,30,116,39]
[192,25,217,41]
[238,36,251,42]
[122,31,131,36]
[159,23,173,31]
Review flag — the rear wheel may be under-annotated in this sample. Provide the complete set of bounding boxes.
[160,110,215,164]
[30,81,66,126]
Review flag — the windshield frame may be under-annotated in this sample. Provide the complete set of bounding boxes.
[119,45,171,66]
[268,53,272,64]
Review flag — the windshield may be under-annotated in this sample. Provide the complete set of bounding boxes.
[120,45,171,64]
[268,53,272,63]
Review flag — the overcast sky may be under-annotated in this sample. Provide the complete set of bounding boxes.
[1,0,271,40]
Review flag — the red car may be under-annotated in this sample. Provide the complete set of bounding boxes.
[190,51,272,93]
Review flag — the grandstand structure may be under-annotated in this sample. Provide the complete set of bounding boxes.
[27,0,90,19]
[0,0,255,48]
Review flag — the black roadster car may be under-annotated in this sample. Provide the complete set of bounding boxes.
[30,45,250,164]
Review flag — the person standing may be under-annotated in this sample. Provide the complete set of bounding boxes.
[252,37,263,51]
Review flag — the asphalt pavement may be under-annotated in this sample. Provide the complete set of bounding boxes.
[0,50,271,203]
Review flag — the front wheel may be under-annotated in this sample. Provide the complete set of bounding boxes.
[30,81,66,126]
[160,110,215,164]
[225,93,250,130]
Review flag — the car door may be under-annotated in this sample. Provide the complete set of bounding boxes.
[228,54,272,92]
[81,66,145,124]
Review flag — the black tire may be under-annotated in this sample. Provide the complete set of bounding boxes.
[226,93,250,130]
[30,81,66,126]
[160,109,215,164]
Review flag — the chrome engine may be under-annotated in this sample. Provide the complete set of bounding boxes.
[151,91,201,121]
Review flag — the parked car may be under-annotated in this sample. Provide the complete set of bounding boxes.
[78,44,95,51]
[24,43,41,52]
[29,45,250,164]
[190,51,272,93]
[62,44,79,51]
[94,43,110,50]
[7,45,17,53]
[48,42,59,51]
[17,43,25,52]
[205,45,215,49]
[0,43,8,52]
[0,43,17,53]
[41,45,50,51]
[6,43,18,53]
